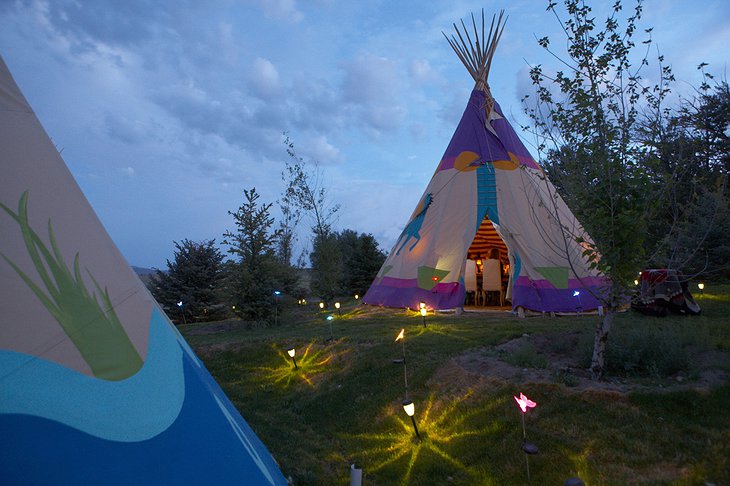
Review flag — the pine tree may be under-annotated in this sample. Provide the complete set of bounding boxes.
[147,239,226,323]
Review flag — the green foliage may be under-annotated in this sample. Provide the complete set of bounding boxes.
[309,229,387,300]
[148,239,227,323]
[222,188,299,321]
[346,232,387,296]
[525,0,667,303]
[309,231,342,301]
[521,0,726,379]
[282,135,340,239]
[578,322,700,377]
[503,342,548,369]
[643,81,730,278]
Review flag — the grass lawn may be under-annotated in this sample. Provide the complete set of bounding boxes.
[181,286,730,485]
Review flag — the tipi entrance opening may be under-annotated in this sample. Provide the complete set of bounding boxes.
[465,217,510,307]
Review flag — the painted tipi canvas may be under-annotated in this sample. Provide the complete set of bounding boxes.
[364,12,605,313]
[0,55,287,484]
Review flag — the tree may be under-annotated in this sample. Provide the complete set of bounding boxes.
[642,79,729,278]
[310,231,343,301]
[148,239,226,323]
[276,195,300,266]
[281,135,343,298]
[282,135,340,239]
[222,188,296,321]
[344,232,387,296]
[309,229,387,300]
[523,0,682,379]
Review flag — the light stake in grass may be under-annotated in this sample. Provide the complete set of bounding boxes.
[273,290,281,326]
[176,301,187,325]
[420,307,427,328]
[395,329,409,398]
[326,315,334,341]
[402,399,421,440]
[514,392,538,482]
[335,301,341,316]
[287,348,298,369]
[698,282,704,294]
[319,302,325,310]
[572,290,583,315]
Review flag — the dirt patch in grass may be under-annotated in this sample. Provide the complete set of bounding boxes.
[442,331,730,394]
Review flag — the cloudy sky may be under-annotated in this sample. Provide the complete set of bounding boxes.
[1,0,727,268]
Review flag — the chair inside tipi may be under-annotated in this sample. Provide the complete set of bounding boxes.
[464,259,479,305]
[482,253,504,306]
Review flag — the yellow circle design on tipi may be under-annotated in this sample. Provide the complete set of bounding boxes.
[454,150,520,172]
[492,152,520,171]
[453,151,481,172]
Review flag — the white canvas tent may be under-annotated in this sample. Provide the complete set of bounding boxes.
[364,12,606,313]
[0,55,287,484]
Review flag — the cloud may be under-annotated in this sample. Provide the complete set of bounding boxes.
[299,135,343,165]
[120,166,135,177]
[290,75,345,132]
[248,57,282,100]
[340,53,406,134]
[43,0,185,47]
[247,0,303,23]
[104,113,153,144]
[409,59,442,86]
[437,86,471,126]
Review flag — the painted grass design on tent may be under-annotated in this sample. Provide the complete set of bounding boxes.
[0,191,142,380]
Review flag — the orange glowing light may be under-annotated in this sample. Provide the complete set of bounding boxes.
[513,392,537,413]
[395,329,405,342]
[431,276,438,281]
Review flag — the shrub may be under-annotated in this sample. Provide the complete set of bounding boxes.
[505,342,547,369]
[578,323,705,377]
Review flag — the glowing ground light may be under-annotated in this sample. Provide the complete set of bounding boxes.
[395,329,408,397]
[514,392,537,413]
[420,308,427,328]
[256,342,340,388]
[572,290,580,297]
[419,302,426,309]
[395,329,405,342]
[698,283,705,294]
[402,399,421,439]
[348,393,501,485]
[514,392,539,480]
[319,302,325,309]
[326,314,335,340]
[287,348,298,369]
[176,301,186,325]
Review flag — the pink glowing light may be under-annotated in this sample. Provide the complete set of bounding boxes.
[513,392,537,413]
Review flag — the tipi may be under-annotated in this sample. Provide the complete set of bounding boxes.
[363,12,605,314]
[0,56,287,484]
